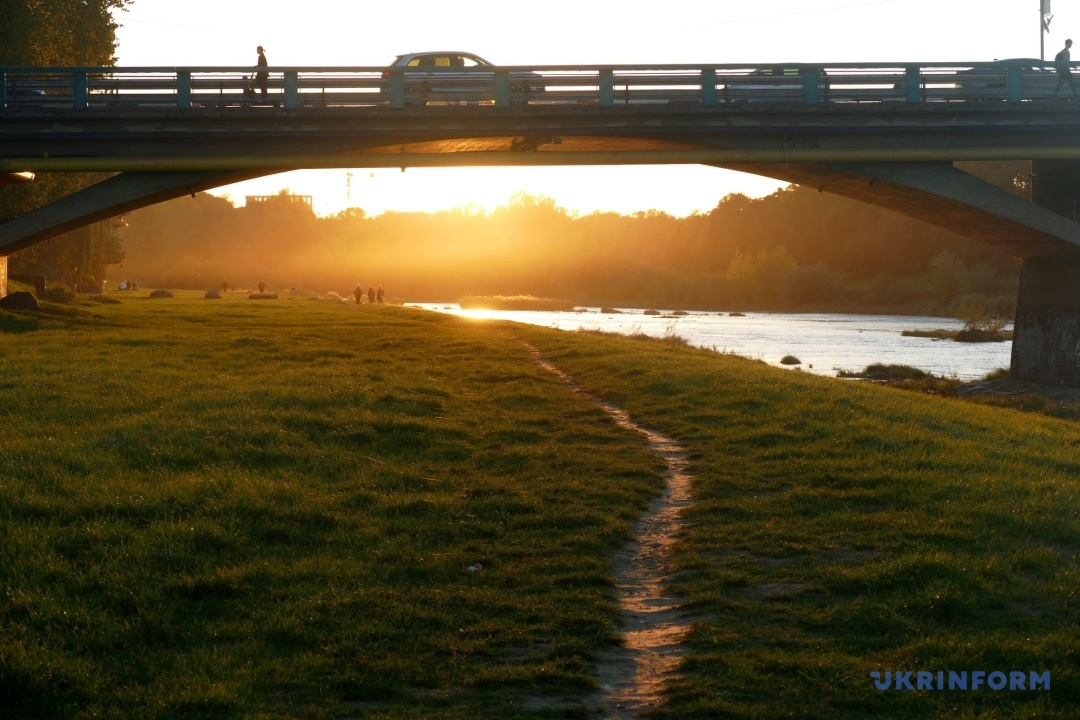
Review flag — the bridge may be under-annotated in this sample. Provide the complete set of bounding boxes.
[3,60,1080,385]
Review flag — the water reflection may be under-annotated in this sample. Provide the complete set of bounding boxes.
[408,305,1012,380]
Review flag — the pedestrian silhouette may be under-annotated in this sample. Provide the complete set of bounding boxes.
[255,46,269,98]
[1055,39,1077,97]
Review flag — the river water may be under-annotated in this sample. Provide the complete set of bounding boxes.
[408,305,1013,380]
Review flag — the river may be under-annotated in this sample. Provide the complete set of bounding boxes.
[407,305,1013,380]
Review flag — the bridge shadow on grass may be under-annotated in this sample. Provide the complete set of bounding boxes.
[0,311,41,333]
[2,302,127,333]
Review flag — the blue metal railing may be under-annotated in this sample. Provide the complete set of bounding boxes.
[0,61,1074,111]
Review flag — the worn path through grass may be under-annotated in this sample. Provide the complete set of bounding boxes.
[525,342,695,718]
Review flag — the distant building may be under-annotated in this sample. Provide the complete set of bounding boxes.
[245,194,313,207]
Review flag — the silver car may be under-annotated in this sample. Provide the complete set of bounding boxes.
[384,51,542,104]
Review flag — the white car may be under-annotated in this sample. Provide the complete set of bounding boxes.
[384,51,542,104]
[955,59,1058,101]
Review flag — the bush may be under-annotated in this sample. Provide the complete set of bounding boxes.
[40,286,74,303]
[779,355,802,365]
[953,295,1007,334]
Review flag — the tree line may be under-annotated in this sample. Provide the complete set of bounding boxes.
[116,183,1021,316]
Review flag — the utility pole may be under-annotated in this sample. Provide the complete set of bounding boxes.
[1041,0,1053,60]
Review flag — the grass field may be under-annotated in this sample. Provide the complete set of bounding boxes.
[0,293,664,719]
[1,294,1078,718]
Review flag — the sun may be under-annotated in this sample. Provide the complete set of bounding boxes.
[208,165,786,218]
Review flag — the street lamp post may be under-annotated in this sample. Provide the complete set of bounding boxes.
[1042,0,1053,60]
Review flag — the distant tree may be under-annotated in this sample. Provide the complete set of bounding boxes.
[0,0,131,66]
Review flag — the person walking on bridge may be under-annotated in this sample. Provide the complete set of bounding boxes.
[255,46,269,98]
[1054,39,1077,98]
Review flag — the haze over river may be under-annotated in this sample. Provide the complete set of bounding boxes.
[409,305,1013,380]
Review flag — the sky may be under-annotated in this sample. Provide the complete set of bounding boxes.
[110,0,1074,217]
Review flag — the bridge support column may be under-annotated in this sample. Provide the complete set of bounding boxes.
[1012,254,1080,386]
[0,255,6,298]
[1012,161,1080,386]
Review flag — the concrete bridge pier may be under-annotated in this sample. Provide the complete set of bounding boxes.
[1013,160,1080,386]
[0,254,6,298]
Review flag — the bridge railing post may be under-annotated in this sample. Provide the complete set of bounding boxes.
[388,69,405,108]
[599,68,614,107]
[905,66,922,103]
[1006,65,1022,102]
[177,71,191,110]
[803,67,820,104]
[701,68,716,107]
[494,69,510,107]
[284,71,299,109]
[72,71,87,110]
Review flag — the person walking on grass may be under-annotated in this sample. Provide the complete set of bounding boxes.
[376,286,385,304]
[353,284,363,304]
[367,286,375,304]
[1055,39,1077,98]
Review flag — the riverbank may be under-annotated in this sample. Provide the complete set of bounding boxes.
[1,296,1076,717]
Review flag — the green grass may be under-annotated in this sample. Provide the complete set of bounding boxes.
[0,293,663,718]
[511,326,1080,719]
[901,328,1013,342]
[2,294,1078,718]
[836,363,932,381]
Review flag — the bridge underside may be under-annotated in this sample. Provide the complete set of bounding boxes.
[0,169,266,257]
[4,133,1080,259]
